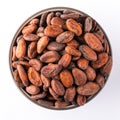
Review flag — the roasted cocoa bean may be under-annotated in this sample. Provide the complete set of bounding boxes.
[41,64,62,77]
[84,33,103,52]
[51,17,65,28]
[29,59,42,71]
[77,58,89,70]
[66,19,82,36]
[16,38,26,59]
[41,74,50,88]
[77,95,86,106]
[44,25,63,37]
[37,36,49,54]
[55,101,69,108]
[40,51,60,63]
[22,24,37,35]
[39,12,48,26]
[85,66,96,81]
[49,87,59,100]
[84,17,93,32]
[64,87,76,102]
[100,57,112,76]
[28,67,42,86]
[60,70,73,87]
[47,42,65,51]
[37,100,54,107]
[23,34,39,41]
[56,31,74,43]
[65,46,81,56]
[12,60,30,68]
[51,79,65,96]
[72,68,87,86]
[46,12,54,25]
[29,18,39,25]
[26,85,40,95]
[61,13,79,19]
[17,65,29,86]
[96,74,105,88]
[12,46,17,61]
[91,52,109,69]
[77,82,100,95]
[58,54,71,68]
[27,41,37,59]
[30,92,47,100]
[79,45,97,61]
[67,39,79,48]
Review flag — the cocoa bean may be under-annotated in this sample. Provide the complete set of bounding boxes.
[44,25,63,37]
[16,38,26,59]
[41,64,62,77]
[66,19,82,36]
[51,79,65,96]
[40,51,60,63]
[26,85,40,95]
[37,36,49,54]
[72,68,87,86]
[79,45,97,61]
[77,82,100,95]
[56,31,74,43]
[17,65,29,86]
[60,70,73,87]
[28,67,42,86]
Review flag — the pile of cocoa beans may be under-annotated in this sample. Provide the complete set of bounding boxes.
[11,8,112,109]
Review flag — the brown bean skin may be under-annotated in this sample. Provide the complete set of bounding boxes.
[41,64,62,78]
[44,25,63,37]
[72,68,87,86]
[85,66,96,81]
[77,58,89,70]
[29,59,42,71]
[91,52,109,69]
[23,34,39,41]
[22,24,37,34]
[40,51,60,63]
[79,45,97,61]
[27,42,37,59]
[51,79,65,96]
[64,87,76,102]
[17,65,29,87]
[84,33,103,52]
[16,38,26,59]
[55,101,69,108]
[77,82,100,95]
[65,46,81,57]
[77,95,86,106]
[56,31,74,43]
[58,54,71,68]
[37,36,49,54]
[47,42,65,51]
[28,67,42,86]
[60,70,73,88]
[26,85,40,95]
[41,74,50,88]
[66,19,82,36]
[12,46,17,61]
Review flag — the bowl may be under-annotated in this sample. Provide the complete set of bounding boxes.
[9,7,112,110]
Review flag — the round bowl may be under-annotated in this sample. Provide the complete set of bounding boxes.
[9,7,112,110]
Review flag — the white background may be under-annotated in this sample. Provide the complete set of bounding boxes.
[0,0,120,120]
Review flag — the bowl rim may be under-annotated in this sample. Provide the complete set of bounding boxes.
[9,6,113,110]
